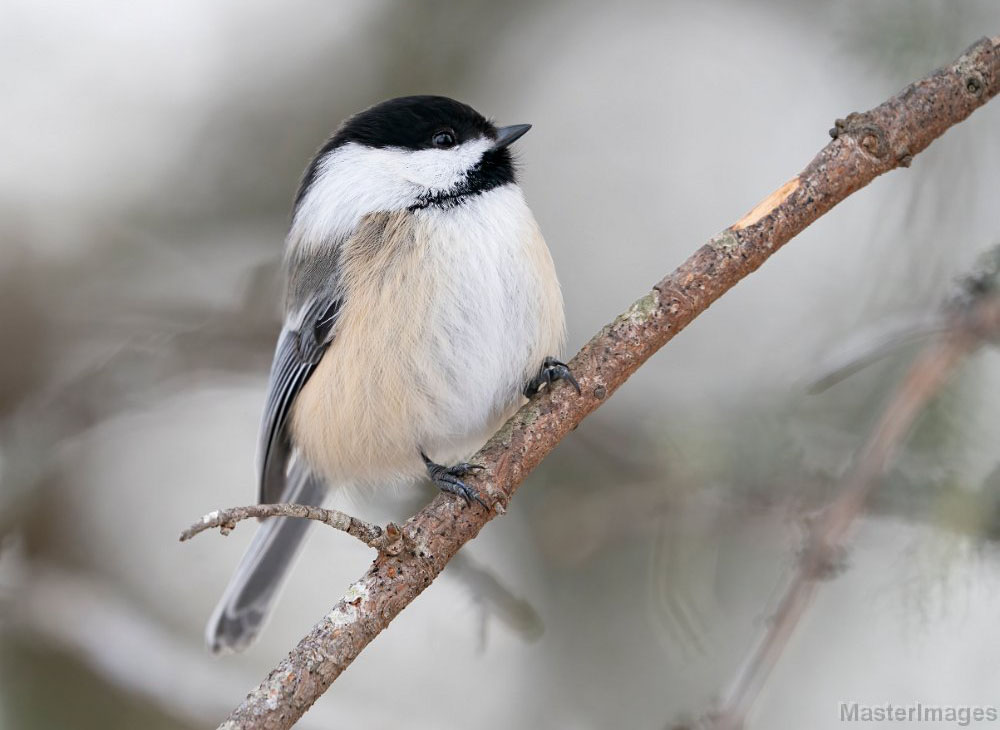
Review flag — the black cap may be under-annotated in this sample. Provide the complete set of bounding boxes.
[295,96,530,210]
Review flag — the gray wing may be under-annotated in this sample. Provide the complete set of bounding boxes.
[257,295,340,504]
[207,292,340,653]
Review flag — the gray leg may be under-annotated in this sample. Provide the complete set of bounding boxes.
[421,451,488,510]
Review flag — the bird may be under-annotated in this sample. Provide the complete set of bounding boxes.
[207,95,576,652]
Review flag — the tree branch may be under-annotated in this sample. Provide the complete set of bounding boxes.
[213,36,1000,730]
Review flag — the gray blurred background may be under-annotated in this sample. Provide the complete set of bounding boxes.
[2,1,999,728]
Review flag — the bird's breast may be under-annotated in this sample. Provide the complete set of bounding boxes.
[290,184,565,486]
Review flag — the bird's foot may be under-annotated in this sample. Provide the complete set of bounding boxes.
[421,452,489,510]
[524,356,581,398]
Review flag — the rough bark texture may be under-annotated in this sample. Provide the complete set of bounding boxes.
[218,37,1000,730]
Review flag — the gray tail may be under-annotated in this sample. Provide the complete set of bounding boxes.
[206,463,326,653]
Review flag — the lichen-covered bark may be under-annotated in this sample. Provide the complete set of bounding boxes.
[218,36,1000,730]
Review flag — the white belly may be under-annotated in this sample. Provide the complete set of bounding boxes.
[290,185,565,487]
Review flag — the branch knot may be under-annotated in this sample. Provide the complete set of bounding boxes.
[830,113,889,160]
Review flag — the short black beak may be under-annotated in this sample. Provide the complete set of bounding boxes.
[491,124,531,150]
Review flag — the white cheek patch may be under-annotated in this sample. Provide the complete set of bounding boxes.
[288,139,493,255]
[391,137,492,190]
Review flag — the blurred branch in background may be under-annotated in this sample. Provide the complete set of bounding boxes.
[206,37,1000,729]
[448,552,545,650]
[0,556,333,730]
[0,256,280,535]
[708,244,1000,730]
[4,561,260,729]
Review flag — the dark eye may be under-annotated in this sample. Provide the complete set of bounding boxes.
[431,129,456,148]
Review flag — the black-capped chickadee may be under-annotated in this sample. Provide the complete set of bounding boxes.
[208,96,576,652]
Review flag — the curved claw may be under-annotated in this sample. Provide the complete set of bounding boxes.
[437,474,490,510]
[421,452,490,511]
[524,356,581,397]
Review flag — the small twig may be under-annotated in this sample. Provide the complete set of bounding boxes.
[180,504,406,555]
